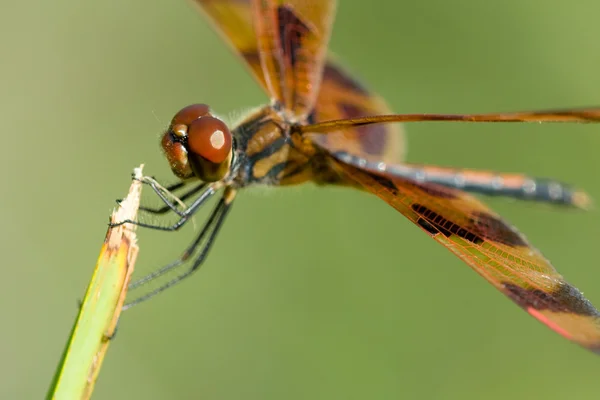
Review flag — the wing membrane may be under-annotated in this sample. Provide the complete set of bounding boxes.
[300,108,600,133]
[194,0,336,118]
[252,0,336,118]
[307,58,406,164]
[333,160,600,354]
[192,0,267,93]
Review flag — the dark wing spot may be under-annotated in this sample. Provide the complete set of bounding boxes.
[409,203,528,247]
[407,180,458,200]
[323,64,369,95]
[370,174,398,193]
[241,51,261,66]
[411,204,484,244]
[339,103,386,155]
[471,212,528,247]
[504,282,600,316]
[277,5,310,68]
[417,218,443,235]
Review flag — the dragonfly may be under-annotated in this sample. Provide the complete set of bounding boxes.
[115,0,600,354]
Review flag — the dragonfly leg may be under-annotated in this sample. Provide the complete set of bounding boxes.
[160,181,188,192]
[116,178,187,207]
[123,188,236,309]
[134,176,187,192]
[139,182,207,215]
[136,177,191,217]
[110,183,219,231]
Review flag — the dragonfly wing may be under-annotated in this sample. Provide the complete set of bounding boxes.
[252,0,336,118]
[192,0,267,93]
[194,0,337,119]
[306,57,406,165]
[331,159,600,354]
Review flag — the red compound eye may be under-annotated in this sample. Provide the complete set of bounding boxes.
[187,116,232,164]
[170,103,211,126]
[161,129,192,179]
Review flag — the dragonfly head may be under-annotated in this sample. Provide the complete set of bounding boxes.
[162,103,233,182]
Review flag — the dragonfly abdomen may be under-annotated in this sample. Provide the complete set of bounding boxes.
[333,151,590,208]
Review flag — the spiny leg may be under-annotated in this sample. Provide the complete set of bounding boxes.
[136,177,196,217]
[116,178,189,216]
[139,182,208,215]
[123,188,236,310]
[128,194,227,290]
[161,181,188,192]
[116,178,187,208]
[111,183,219,231]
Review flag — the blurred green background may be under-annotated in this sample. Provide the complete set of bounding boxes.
[3,0,600,399]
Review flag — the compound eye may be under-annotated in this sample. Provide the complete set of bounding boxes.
[171,103,211,126]
[187,116,232,164]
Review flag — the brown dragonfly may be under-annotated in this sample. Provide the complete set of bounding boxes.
[115,0,600,354]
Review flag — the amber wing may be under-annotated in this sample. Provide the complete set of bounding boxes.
[306,57,405,166]
[192,0,266,90]
[193,0,336,119]
[332,160,600,354]
[253,0,336,118]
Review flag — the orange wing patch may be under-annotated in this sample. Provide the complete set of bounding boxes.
[193,0,267,92]
[194,1,405,168]
[306,59,406,165]
[333,160,600,353]
[195,0,337,119]
[252,0,336,118]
